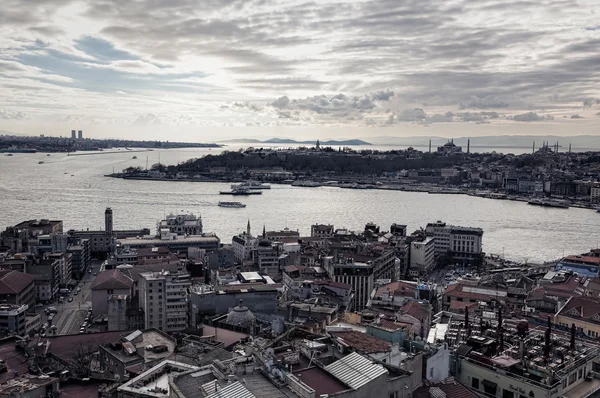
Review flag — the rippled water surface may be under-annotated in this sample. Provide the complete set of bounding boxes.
[1,147,599,263]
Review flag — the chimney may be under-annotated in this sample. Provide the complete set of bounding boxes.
[497,307,504,352]
[570,323,576,350]
[464,306,470,338]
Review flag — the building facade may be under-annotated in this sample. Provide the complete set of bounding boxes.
[139,271,191,332]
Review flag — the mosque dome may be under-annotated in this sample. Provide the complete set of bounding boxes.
[225,300,256,327]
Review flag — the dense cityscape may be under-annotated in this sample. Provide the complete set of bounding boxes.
[3,0,600,397]
[1,194,600,398]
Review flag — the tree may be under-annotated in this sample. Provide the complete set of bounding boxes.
[68,339,98,378]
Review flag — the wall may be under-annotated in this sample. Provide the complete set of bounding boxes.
[425,345,450,383]
[92,287,130,316]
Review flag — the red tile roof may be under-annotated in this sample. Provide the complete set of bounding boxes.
[0,270,35,294]
[91,270,133,290]
[374,319,414,332]
[400,301,431,321]
[330,330,391,354]
[564,255,600,265]
[557,296,600,323]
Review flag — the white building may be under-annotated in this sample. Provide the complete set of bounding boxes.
[311,224,334,238]
[410,237,436,276]
[231,221,256,262]
[591,186,600,203]
[425,221,483,262]
[158,213,202,236]
[139,270,191,332]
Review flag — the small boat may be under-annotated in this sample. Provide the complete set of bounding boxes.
[218,201,246,208]
[38,161,44,164]
[219,188,262,196]
[132,156,137,159]
[5,153,12,156]
[47,154,51,156]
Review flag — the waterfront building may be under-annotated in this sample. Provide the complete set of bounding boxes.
[311,223,334,238]
[117,234,220,252]
[591,185,600,203]
[158,213,202,236]
[409,237,436,277]
[425,221,483,264]
[139,270,191,332]
[264,227,299,242]
[1,219,63,253]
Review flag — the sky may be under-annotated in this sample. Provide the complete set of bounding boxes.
[1,0,600,142]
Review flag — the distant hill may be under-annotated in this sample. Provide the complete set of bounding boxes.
[220,138,371,146]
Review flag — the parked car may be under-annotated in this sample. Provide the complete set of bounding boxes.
[68,297,73,302]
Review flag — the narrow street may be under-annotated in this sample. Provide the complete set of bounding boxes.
[33,262,100,336]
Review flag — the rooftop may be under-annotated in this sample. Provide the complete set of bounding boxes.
[0,270,35,294]
[330,330,391,354]
[118,360,199,398]
[91,269,134,290]
[324,352,387,390]
[292,367,349,397]
[0,374,57,395]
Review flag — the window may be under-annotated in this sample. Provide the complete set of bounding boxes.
[388,393,397,398]
[472,377,479,389]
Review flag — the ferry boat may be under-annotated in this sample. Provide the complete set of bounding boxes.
[527,199,569,209]
[218,201,246,208]
[38,161,44,164]
[132,156,137,159]
[219,188,262,196]
[231,181,270,190]
[291,180,321,188]
[4,153,13,156]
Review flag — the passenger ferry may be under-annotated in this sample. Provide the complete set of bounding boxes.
[527,199,569,209]
[231,181,271,190]
[219,188,262,196]
[218,201,246,208]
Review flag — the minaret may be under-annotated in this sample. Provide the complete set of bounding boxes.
[533,141,535,153]
[247,219,251,236]
[262,225,266,238]
[569,143,572,153]
[429,139,432,153]
[105,207,113,236]
[467,139,470,154]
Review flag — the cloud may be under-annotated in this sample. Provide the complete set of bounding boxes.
[510,112,554,122]
[1,0,600,131]
[459,95,509,109]
[398,108,426,122]
[0,108,28,120]
[271,96,290,109]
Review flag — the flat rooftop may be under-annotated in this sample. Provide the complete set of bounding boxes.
[118,360,199,398]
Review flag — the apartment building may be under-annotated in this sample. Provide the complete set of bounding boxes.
[139,270,191,332]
